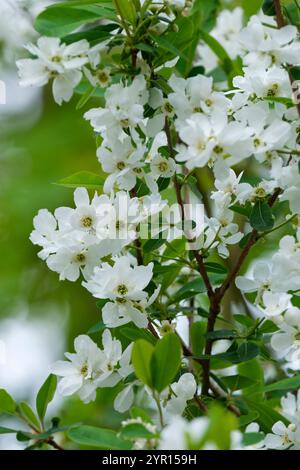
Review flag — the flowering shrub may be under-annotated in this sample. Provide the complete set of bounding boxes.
[2,0,300,451]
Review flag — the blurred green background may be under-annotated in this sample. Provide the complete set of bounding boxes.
[0,81,124,444]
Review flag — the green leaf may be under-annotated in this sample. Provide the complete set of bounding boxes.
[258,319,279,334]
[131,340,154,387]
[264,375,300,393]
[238,411,260,428]
[120,423,156,440]
[150,34,189,61]
[76,85,97,110]
[250,201,274,232]
[222,375,256,391]
[151,333,181,393]
[242,0,263,18]
[242,432,265,447]
[19,402,41,431]
[0,426,18,434]
[154,264,182,293]
[199,30,239,80]
[36,374,57,425]
[87,321,106,334]
[217,342,260,364]
[0,389,16,414]
[121,326,157,345]
[205,404,238,450]
[204,262,227,274]
[143,232,168,253]
[35,7,104,37]
[130,406,152,423]
[55,171,105,190]
[205,329,237,341]
[245,399,289,433]
[190,321,206,357]
[264,96,294,107]
[176,0,219,76]
[68,425,131,449]
[62,23,118,45]
[170,278,206,303]
[114,0,136,25]
[238,359,264,401]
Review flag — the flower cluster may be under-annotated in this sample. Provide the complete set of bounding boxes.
[51,330,132,403]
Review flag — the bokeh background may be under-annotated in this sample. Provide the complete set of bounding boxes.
[0,1,124,448]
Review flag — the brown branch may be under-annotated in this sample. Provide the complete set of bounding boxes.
[148,320,159,338]
[178,336,241,417]
[201,187,282,395]
[194,394,208,413]
[273,0,286,28]
[165,117,214,297]
[46,438,64,451]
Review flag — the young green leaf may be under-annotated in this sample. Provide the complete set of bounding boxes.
[264,375,300,393]
[250,201,274,231]
[0,389,16,414]
[114,0,136,25]
[120,423,156,441]
[68,425,131,449]
[55,171,105,190]
[0,426,18,434]
[36,374,57,425]
[19,402,41,431]
[131,339,154,387]
[242,432,265,447]
[35,7,104,37]
[121,326,157,345]
[151,333,181,393]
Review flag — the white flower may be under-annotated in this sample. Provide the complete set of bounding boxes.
[30,209,59,260]
[233,65,291,99]
[236,262,273,297]
[272,232,300,292]
[165,373,197,418]
[196,7,244,73]
[84,75,148,138]
[114,384,135,413]
[17,37,90,104]
[46,243,110,282]
[159,416,210,450]
[150,155,176,179]
[51,335,103,403]
[264,421,298,450]
[0,0,33,64]
[84,66,111,88]
[233,102,291,164]
[239,16,300,68]
[206,210,243,259]
[94,330,133,388]
[177,112,252,170]
[281,390,300,425]
[168,74,230,125]
[97,134,146,193]
[271,307,300,360]
[259,291,292,318]
[82,256,155,328]
[52,330,132,403]
[55,187,107,240]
